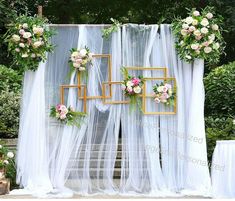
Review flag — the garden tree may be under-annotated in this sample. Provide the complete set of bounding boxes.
[0,0,27,66]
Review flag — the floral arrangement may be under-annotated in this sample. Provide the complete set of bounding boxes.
[153,83,175,106]
[50,104,86,128]
[4,15,55,71]
[0,143,15,176]
[172,6,225,64]
[68,47,93,80]
[121,67,144,110]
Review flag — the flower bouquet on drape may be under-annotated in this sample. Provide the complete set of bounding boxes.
[121,67,144,111]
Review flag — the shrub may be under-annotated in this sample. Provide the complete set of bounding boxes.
[0,90,21,138]
[206,116,235,163]
[0,65,22,92]
[204,61,235,117]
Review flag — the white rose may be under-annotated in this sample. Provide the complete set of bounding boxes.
[127,86,133,92]
[79,67,86,71]
[133,86,141,94]
[208,34,215,41]
[7,152,14,158]
[157,86,163,92]
[33,27,44,35]
[193,30,201,36]
[19,43,25,48]
[206,13,213,19]
[204,46,212,53]
[31,53,36,58]
[181,29,188,36]
[185,17,193,24]
[0,145,2,149]
[191,43,199,50]
[185,55,192,60]
[15,48,20,52]
[73,62,80,68]
[23,32,32,39]
[182,23,189,29]
[193,11,200,16]
[200,18,209,26]
[71,51,79,57]
[22,53,28,58]
[212,24,219,31]
[192,19,198,25]
[201,27,208,34]
[33,41,42,48]
[12,34,20,42]
[22,23,28,29]
[213,43,220,50]
[79,49,87,57]
[189,26,196,32]
[126,81,134,87]
[3,160,9,165]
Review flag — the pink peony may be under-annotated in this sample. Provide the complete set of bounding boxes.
[56,104,62,111]
[132,78,140,86]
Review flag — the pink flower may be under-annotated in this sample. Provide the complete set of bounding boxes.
[195,35,202,41]
[56,104,62,111]
[165,83,172,89]
[162,86,168,93]
[132,78,140,86]
[127,87,133,93]
[202,41,209,46]
[19,29,25,35]
[75,58,83,64]
[161,93,169,102]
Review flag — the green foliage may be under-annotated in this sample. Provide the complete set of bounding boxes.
[0,65,23,92]
[0,90,21,138]
[205,117,235,162]
[102,18,122,39]
[204,61,235,117]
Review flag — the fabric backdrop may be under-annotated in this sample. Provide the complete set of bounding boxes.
[12,24,211,198]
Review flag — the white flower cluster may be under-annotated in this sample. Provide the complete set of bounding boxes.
[11,23,45,58]
[70,48,93,71]
[0,144,14,167]
[179,10,220,59]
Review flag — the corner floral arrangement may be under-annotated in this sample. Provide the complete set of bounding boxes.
[102,18,122,39]
[121,67,144,110]
[153,83,175,106]
[0,143,15,177]
[4,15,55,71]
[172,6,225,64]
[50,104,86,128]
[68,47,93,80]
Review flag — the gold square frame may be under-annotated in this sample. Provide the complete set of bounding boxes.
[124,67,168,78]
[142,77,177,115]
[60,84,87,113]
[102,81,130,104]
[78,54,112,100]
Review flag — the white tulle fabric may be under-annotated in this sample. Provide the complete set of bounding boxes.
[12,24,211,198]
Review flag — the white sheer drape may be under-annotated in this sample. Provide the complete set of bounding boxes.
[13,24,211,198]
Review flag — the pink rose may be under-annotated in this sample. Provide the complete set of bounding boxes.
[127,87,133,93]
[132,78,140,86]
[75,58,83,64]
[195,35,202,41]
[56,104,62,111]
[202,41,209,47]
[19,29,25,35]
[162,86,168,93]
